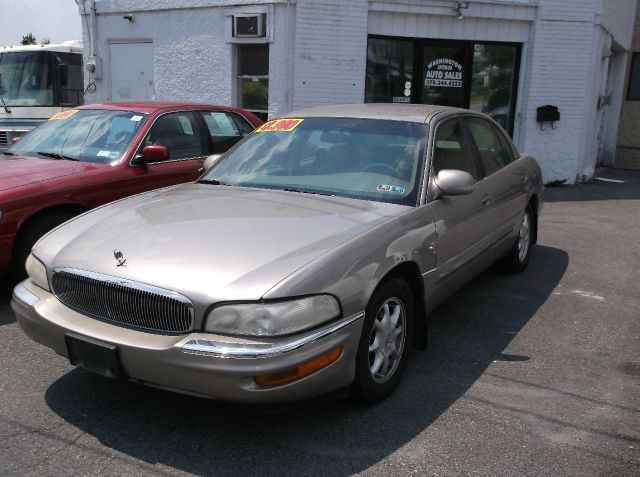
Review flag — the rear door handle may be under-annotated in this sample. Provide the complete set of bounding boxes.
[481,196,492,206]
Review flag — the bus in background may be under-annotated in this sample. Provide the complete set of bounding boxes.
[0,41,83,151]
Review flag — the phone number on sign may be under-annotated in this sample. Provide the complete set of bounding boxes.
[425,79,463,88]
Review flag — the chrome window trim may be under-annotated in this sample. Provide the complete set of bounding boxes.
[181,311,364,359]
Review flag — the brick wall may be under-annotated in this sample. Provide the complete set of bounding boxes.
[519,0,603,182]
[292,0,368,109]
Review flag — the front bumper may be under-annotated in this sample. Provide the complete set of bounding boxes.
[11,280,364,404]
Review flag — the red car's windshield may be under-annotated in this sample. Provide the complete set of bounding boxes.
[8,109,149,164]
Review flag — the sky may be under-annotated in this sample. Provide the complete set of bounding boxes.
[0,0,83,47]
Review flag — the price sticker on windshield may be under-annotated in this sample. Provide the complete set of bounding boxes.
[49,109,79,121]
[256,118,303,132]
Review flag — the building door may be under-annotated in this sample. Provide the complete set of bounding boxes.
[419,42,468,108]
[109,42,155,101]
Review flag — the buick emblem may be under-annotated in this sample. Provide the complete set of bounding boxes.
[113,249,126,267]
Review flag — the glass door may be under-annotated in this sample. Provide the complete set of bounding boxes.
[469,44,520,133]
[420,43,468,108]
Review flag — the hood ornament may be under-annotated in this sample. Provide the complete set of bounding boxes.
[114,249,126,267]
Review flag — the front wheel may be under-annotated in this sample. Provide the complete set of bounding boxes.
[503,205,534,273]
[351,278,414,403]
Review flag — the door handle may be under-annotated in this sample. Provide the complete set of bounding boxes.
[481,196,492,206]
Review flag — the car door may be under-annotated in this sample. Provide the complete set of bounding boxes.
[427,117,498,292]
[121,110,209,195]
[462,116,527,246]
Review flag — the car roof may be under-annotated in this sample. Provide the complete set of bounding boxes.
[282,103,470,123]
[75,101,245,114]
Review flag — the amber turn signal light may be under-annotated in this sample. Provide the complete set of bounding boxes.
[255,347,343,387]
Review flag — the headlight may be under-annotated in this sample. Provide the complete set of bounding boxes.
[204,295,341,337]
[25,254,50,291]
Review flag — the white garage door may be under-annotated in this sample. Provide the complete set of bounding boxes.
[109,42,155,101]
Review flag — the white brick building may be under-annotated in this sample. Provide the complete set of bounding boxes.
[79,0,637,183]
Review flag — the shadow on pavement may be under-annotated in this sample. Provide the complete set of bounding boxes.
[545,167,640,202]
[0,278,16,325]
[44,245,568,476]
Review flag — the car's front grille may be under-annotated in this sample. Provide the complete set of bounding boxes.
[0,131,8,147]
[51,268,194,334]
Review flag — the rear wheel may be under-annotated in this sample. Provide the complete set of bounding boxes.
[9,212,75,283]
[503,205,534,273]
[351,278,414,403]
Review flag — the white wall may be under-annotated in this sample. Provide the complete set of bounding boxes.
[291,0,368,110]
[80,0,292,117]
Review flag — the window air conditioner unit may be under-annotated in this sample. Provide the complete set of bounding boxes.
[233,14,266,38]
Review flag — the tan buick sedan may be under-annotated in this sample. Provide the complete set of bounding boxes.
[12,104,543,404]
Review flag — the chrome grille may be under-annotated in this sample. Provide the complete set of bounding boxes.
[52,268,194,334]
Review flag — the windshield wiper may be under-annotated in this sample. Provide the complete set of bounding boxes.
[197,178,232,186]
[37,151,79,161]
[283,187,333,197]
[0,93,10,113]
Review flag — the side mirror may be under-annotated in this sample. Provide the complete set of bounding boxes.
[141,145,169,163]
[433,169,475,196]
[202,154,222,171]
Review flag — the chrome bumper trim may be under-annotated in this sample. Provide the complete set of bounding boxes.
[12,281,39,307]
[182,311,365,359]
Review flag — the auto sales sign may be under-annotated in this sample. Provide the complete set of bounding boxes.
[424,58,463,88]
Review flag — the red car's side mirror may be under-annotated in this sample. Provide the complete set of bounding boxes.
[141,145,169,163]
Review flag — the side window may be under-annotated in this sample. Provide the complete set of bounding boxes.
[231,112,255,136]
[465,117,514,176]
[432,119,477,179]
[144,112,204,160]
[202,111,243,154]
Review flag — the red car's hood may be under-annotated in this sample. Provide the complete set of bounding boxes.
[0,155,101,192]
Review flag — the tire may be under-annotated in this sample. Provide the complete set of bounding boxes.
[351,278,414,403]
[503,205,534,274]
[9,212,75,283]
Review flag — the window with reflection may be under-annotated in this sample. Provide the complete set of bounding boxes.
[470,44,518,133]
[365,38,414,103]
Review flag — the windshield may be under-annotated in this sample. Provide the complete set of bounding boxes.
[202,117,427,206]
[8,109,149,163]
[0,51,53,106]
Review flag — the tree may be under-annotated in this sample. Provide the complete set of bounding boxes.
[20,33,37,45]
[40,37,51,45]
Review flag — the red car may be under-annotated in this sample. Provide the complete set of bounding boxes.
[0,101,262,280]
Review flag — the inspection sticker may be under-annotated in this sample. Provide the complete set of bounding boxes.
[49,109,79,120]
[377,184,406,195]
[130,115,143,122]
[256,118,304,132]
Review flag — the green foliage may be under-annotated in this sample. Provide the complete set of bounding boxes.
[20,33,37,45]
[40,37,51,45]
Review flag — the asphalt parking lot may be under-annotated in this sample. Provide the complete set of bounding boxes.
[1,168,638,477]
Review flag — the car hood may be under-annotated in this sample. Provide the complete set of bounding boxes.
[39,183,407,304]
[0,155,101,192]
